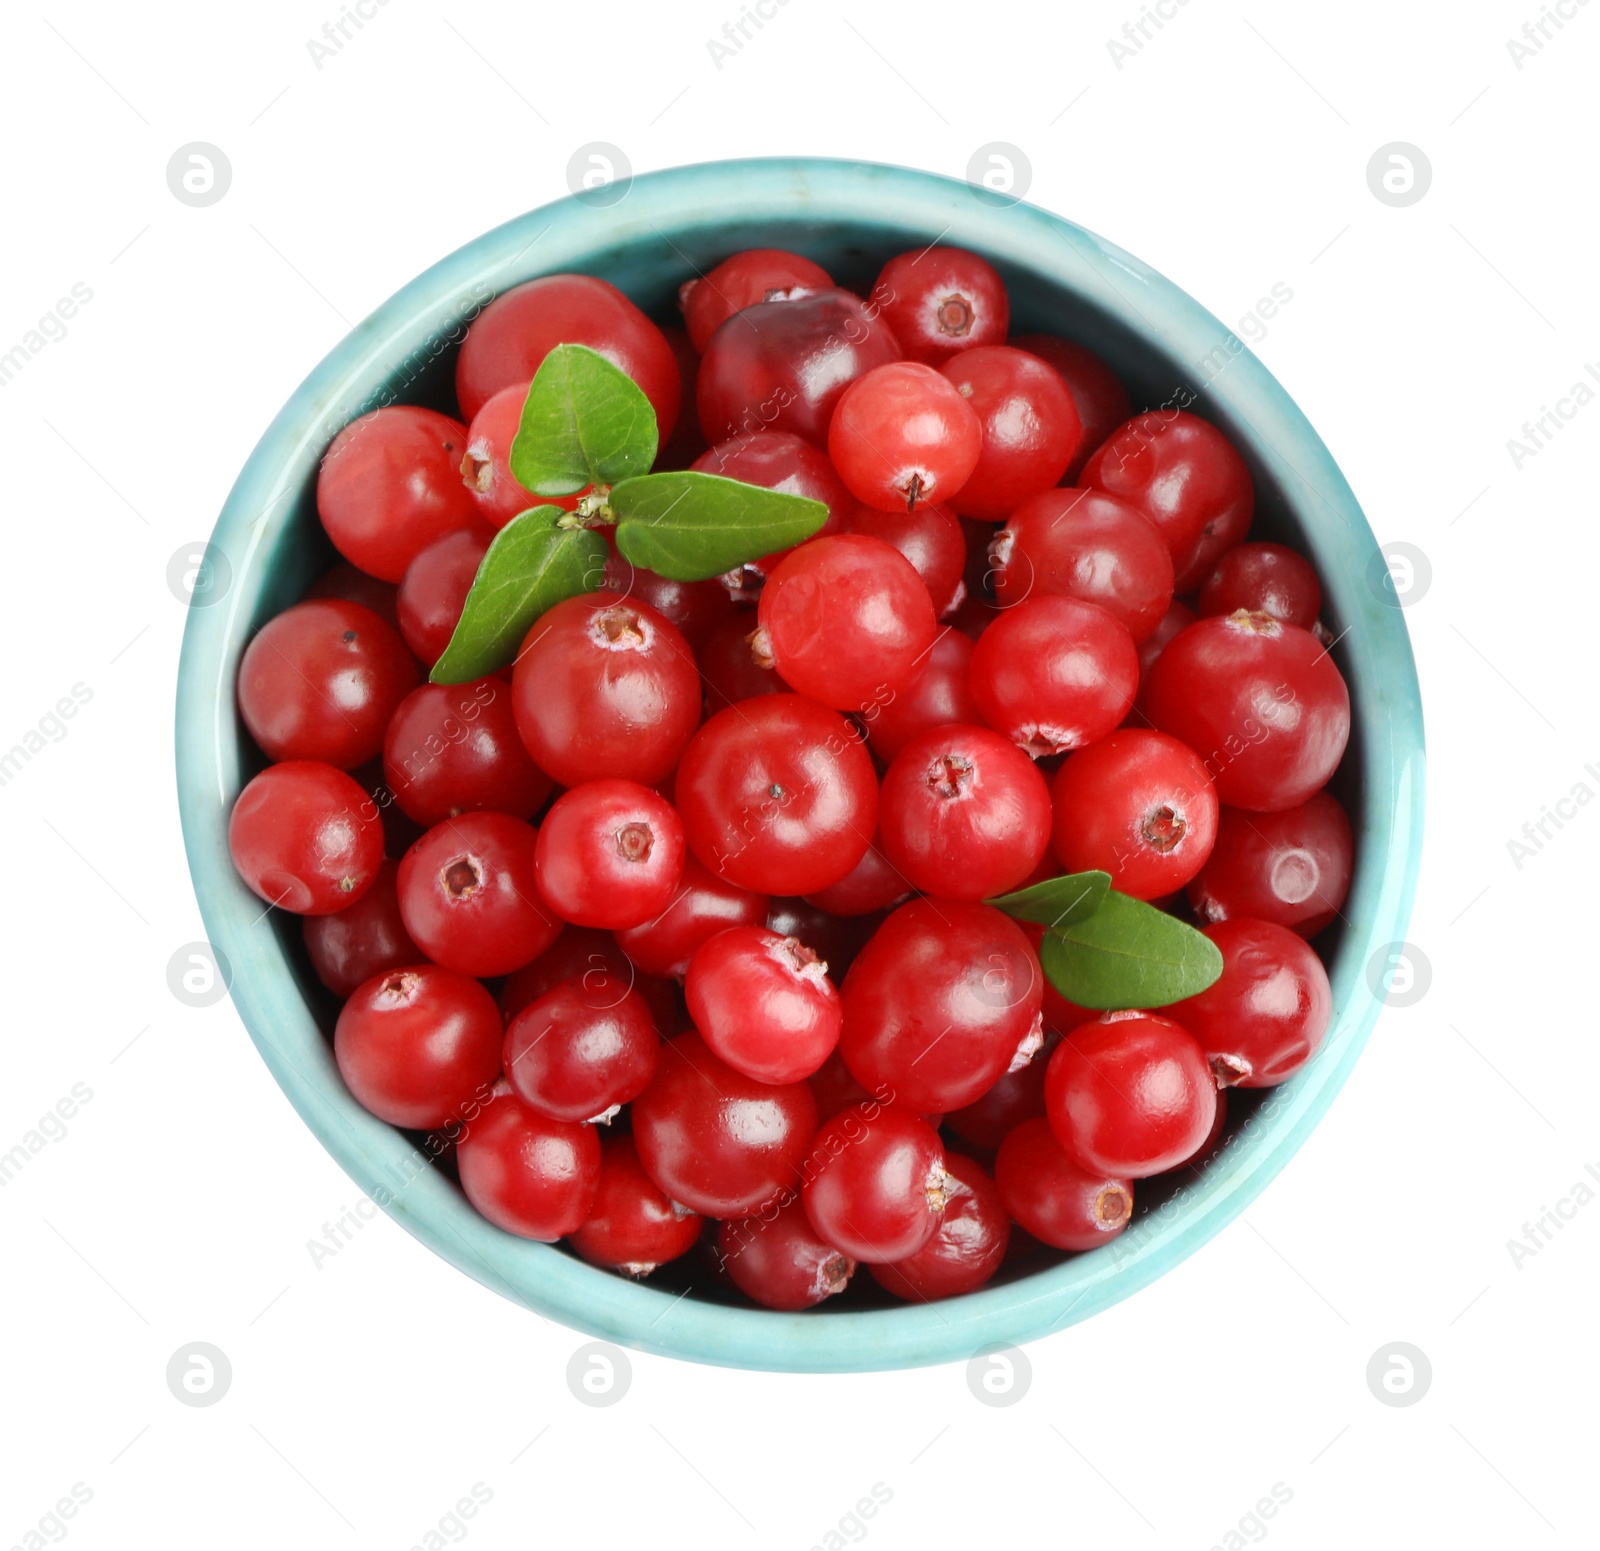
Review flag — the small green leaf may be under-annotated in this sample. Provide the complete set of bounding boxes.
[611,471,829,581]
[987,871,1110,930]
[508,343,658,496]
[1039,891,1223,1010]
[429,507,607,684]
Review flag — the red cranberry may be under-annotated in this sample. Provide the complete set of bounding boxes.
[456,1081,600,1241]
[1187,791,1353,936]
[943,1031,1058,1151]
[601,551,735,650]
[1135,598,1198,712]
[569,1134,702,1276]
[865,628,982,764]
[869,1152,1010,1299]
[802,834,910,918]
[718,1193,856,1311]
[612,854,769,979]
[1198,541,1323,629]
[828,361,983,512]
[500,926,633,1019]
[303,859,420,998]
[534,779,686,931]
[994,1117,1134,1251]
[503,977,659,1122]
[334,964,502,1130]
[696,612,782,709]
[304,562,399,629]
[802,1103,948,1263]
[656,322,709,470]
[317,406,480,581]
[459,383,539,529]
[237,600,417,768]
[1009,335,1132,481]
[875,247,1009,365]
[842,498,966,616]
[680,247,833,352]
[768,899,885,983]
[395,525,496,667]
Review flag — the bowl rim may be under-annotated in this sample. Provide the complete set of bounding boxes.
[176,155,1424,1373]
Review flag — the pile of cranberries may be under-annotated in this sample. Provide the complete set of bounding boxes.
[227,242,1352,1311]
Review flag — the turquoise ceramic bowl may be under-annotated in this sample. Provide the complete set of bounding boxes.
[176,157,1423,1372]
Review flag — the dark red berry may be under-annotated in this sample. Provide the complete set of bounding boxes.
[680,247,833,352]
[395,524,495,667]
[1135,598,1197,712]
[802,1103,948,1263]
[612,853,769,979]
[534,779,686,931]
[943,1031,1058,1151]
[864,627,982,764]
[696,613,782,709]
[842,499,967,616]
[869,1152,1010,1300]
[875,247,1009,366]
[802,834,910,918]
[1198,541,1322,629]
[1009,335,1132,481]
[568,1134,702,1276]
[718,1193,855,1311]
[503,977,659,1122]
[994,1118,1134,1251]
[456,1081,601,1241]
[459,382,541,529]
[601,551,735,650]
[303,858,420,998]
[304,562,399,630]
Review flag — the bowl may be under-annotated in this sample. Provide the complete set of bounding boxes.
[176,156,1424,1373]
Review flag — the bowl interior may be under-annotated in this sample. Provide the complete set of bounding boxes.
[177,157,1423,1372]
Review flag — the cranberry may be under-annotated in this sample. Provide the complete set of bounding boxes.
[680,247,833,352]
[755,535,937,711]
[864,628,982,764]
[383,678,551,827]
[1019,923,1100,1038]
[500,926,633,1019]
[459,383,540,529]
[317,406,480,581]
[1144,611,1351,811]
[1188,791,1353,936]
[1135,598,1198,711]
[1009,335,1132,481]
[612,854,769,979]
[349,758,425,858]
[1051,729,1219,900]
[842,499,966,616]
[969,596,1138,756]
[397,811,559,976]
[304,562,399,630]
[869,1152,1010,1300]
[334,964,502,1129]
[696,613,782,709]
[939,345,1082,521]
[456,1081,600,1241]
[696,288,901,446]
[228,760,384,915]
[989,488,1174,643]
[828,361,983,512]
[1169,919,1333,1087]
[1198,541,1322,629]
[632,1032,819,1217]
[237,600,417,768]
[395,525,496,667]
[802,1103,948,1263]
[569,1134,702,1276]
[994,1118,1134,1251]
[718,1193,855,1310]
[656,323,709,470]
[303,859,420,998]
[674,694,878,895]
[686,926,843,1084]
[878,724,1052,900]
[807,1048,886,1119]
[803,834,910,917]
[512,596,700,789]
[840,898,1044,1112]
[1045,1013,1217,1177]
[1080,411,1253,590]
[456,273,680,435]
[503,977,659,1122]
[768,899,884,983]
[601,551,735,650]
[534,779,685,931]
[875,247,1009,365]
[943,1031,1058,1150]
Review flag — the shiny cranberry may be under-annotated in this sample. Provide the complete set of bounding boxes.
[840,898,1044,1112]
[939,345,1081,521]
[1010,335,1132,481]
[512,596,700,789]
[349,758,425,859]
[841,499,966,616]
[1045,1013,1217,1177]
[829,361,982,512]
[756,535,937,711]
[696,612,782,709]
[1169,919,1333,1087]
[334,964,502,1129]
[879,724,1052,899]
[632,1032,819,1216]
[459,382,539,529]
[869,1152,1010,1299]
[680,247,833,352]
[397,811,559,976]
[1051,729,1219,900]
[675,694,878,894]
[990,488,1174,643]
[503,977,658,1122]
[994,1117,1134,1251]
[802,1103,948,1263]
[1198,541,1322,629]
[943,1031,1058,1151]
[500,926,632,1019]
[303,859,420,998]
[317,406,480,581]
[612,854,769,979]
[686,926,842,1084]
[803,834,910,918]
[768,899,885,983]
[656,323,709,470]
[1188,791,1353,936]
[1144,611,1351,811]
[718,1193,855,1310]
[864,628,982,764]
[534,780,685,931]
[970,596,1138,756]
[697,288,902,446]
[228,761,384,915]
[395,525,495,667]
[304,562,399,629]
[237,600,417,768]
[1080,411,1254,590]
[601,551,735,650]
[875,247,1008,365]
[456,273,680,434]
[1135,598,1198,711]
[1019,923,1100,1038]
[569,1134,701,1276]
[456,1081,600,1240]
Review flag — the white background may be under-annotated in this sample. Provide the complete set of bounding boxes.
[2,1,1596,1546]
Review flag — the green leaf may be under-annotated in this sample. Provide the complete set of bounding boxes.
[1039,891,1223,1010]
[611,471,829,582]
[429,507,607,684]
[986,871,1110,930]
[508,343,658,496]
